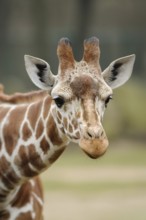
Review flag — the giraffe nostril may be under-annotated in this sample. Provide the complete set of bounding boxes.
[85,126,104,139]
[101,130,104,137]
[87,131,93,138]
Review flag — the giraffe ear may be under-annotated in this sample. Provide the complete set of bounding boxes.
[102,55,136,89]
[24,55,56,90]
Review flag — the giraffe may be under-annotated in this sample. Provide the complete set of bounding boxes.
[0,37,135,220]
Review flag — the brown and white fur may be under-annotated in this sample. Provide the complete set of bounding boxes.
[0,37,135,219]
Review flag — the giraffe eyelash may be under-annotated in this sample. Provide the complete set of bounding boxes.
[105,95,113,107]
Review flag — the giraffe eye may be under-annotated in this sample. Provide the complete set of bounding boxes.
[105,95,112,107]
[53,96,65,108]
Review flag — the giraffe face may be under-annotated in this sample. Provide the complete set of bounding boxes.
[24,37,135,159]
[51,67,112,158]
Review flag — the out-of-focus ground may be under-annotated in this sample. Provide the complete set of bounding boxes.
[41,140,146,220]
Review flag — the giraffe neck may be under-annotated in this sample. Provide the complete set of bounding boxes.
[0,95,69,207]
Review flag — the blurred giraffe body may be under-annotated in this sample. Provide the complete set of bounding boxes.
[0,37,135,219]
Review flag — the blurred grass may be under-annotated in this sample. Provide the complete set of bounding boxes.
[104,80,146,138]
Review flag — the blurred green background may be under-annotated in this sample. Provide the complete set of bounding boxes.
[0,0,146,219]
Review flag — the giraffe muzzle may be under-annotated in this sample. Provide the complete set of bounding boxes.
[79,137,109,159]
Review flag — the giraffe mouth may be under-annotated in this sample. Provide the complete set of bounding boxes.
[79,138,109,159]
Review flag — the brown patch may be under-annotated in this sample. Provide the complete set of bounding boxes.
[0,210,10,219]
[0,106,10,122]
[1,176,14,190]
[0,156,10,175]
[49,148,65,164]
[36,118,44,139]
[40,136,50,153]
[22,122,32,141]
[29,144,46,170]
[11,181,32,208]
[23,164,38,178]
[0,161,19,190]
[6,170,20,185]
[60,127,65,134]
[3,105,27,155]
[47,115,63,146]
[27,101,42,130]
[1,169,20,191]
[15,212,32,220]
[63,117,68,130]
[0,192,8,202]
[75,131,80,139]
[71,119,78,130]
[69,124,73,133]
[83,37,100,67]
[43,96,52,119]
[0,187,10,202]
[57,38,75,76]
[15,145,38,177]
[16,145,28,166]
[71,75,97,98]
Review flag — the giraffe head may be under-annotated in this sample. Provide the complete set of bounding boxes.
[24,37,135,159]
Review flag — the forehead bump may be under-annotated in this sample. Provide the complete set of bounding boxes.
[57,38,75,74]
[83,36,100,66]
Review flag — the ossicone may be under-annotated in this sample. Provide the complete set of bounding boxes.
[83,36,100,67]
[57,37,75,73]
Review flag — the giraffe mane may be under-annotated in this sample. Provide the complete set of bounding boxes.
[0,84,48,104]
